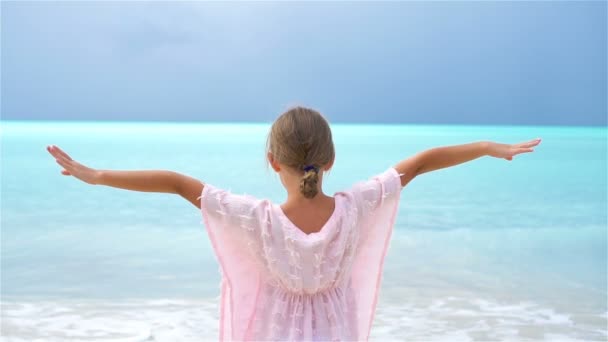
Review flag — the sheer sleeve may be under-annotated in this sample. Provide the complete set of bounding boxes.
[199,183,269,340]
[349,166,403,222]
[199,183,265,241]
[344,167,404,340]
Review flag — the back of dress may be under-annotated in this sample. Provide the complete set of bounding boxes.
[200,167,403,341]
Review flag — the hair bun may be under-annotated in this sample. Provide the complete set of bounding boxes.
[300,168,319,198]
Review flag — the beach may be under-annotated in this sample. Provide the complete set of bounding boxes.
[2,121,606,341]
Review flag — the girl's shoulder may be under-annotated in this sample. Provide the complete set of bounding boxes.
[337,167,402,197]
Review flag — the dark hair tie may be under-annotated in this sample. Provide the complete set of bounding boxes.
[302,164,319,173]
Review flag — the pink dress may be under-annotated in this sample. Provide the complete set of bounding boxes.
[199,167,403,341]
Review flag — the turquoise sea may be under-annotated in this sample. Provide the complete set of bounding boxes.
[1,121,606,341]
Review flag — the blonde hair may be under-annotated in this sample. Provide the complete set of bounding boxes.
[266,106,335,199]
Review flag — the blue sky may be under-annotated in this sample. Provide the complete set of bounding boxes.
[2,1,606,125]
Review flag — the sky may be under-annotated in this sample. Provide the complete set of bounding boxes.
[1,1,606,125]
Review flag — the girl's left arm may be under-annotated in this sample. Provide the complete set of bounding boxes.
[413,139,542,175]
[393,138,542,187]
[47,145,204,209]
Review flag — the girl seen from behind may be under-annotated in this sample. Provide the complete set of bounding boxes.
[47,106,541,341]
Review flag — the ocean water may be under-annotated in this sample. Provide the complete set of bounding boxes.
[1,121,606,341]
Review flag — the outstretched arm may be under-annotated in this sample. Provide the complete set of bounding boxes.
[46,145,204,209]
[394,138,542,187]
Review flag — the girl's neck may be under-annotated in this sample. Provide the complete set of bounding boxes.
[284,191,332,206]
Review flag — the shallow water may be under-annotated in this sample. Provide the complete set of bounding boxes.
[1,121,606,340]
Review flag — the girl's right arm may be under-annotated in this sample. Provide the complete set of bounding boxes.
[47,145,204,209]
[394,138,542,187]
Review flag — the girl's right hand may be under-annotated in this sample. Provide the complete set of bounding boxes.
[487,138,542,161]
[46,145,101,185]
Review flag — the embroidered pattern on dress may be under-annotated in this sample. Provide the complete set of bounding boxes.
[240,222,256,232]
[282,230,304,291]
[215,207,228,216]
[290,301,304,319]
[237,213,256,222]
[365,198,379,214]
[200,174,401,341]
[262,244,278,266]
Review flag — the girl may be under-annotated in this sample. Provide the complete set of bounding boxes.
[47,106,541,341]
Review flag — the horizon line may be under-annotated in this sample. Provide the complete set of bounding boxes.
[1,118,606,129]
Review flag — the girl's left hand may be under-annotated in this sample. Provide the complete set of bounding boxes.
[46,145,100,184]
[487,138,542,161]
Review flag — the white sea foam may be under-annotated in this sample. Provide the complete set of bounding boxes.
[2,124,606,341]
[2,296,606,341]
[370,296,605,341]
[1,299,219,341]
